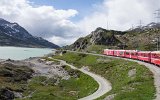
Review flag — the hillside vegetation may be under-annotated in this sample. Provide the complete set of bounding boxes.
[0,59,98,100]
[64,23,160,52]
[53,52,155,100]
[17,70,98,100]
[0,63,34,100]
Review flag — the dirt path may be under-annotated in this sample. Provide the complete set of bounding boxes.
[56,59,112,100]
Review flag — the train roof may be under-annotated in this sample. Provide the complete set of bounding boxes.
[138,51,151,53]
[104,49,125,51]
[151,51,160,54]
[125,50,138,52]
[104,49,114,50]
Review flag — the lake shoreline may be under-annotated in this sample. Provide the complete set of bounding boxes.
[0,46,54,60]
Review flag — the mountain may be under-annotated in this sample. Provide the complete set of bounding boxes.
[0,18,59,48]
[117,22,160,51]
[64,27,125,53]
[64,22,160,53]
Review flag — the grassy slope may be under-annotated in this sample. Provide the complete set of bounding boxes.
[86,45,107,54]
[17,65,98,100]
[53,52,155,100]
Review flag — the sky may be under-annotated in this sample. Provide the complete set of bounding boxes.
[0,0,160,46]
[30,0,103,21]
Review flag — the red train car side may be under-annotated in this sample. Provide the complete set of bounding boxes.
[138,51,151,62]
[151,51,160,66]
[103,49,114,56]
[130,50,138,59]
[125,50,132,58]
[116,50,126,57]
[103,49,160,67]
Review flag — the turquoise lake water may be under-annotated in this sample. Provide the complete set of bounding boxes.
[0,47,53,60]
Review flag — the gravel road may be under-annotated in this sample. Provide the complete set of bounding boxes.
[55,59,112,100]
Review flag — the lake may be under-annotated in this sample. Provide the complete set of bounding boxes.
[0,46,53,60]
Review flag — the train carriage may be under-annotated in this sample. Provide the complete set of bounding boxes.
[138,51,151,62]
[103,49,114,56]
[124,50,137,59]
[116,50,126,57]
[124,50,131,58]
[113,50,118,56]
[151,51,160,66]
[130,50,138,59]
[103,49,160,67]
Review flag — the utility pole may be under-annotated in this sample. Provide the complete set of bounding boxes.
[106,16,109,30]
[139,20,142,28]
[153,12,157,23]
[157,37,160,51]
[131,24,134,30]
[155,9,160,23]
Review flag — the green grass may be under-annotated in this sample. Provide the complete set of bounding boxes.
[0,57,98,100]
[42,57,60,65]
[53,52,97,68]
[53,52,155,100]
[86,45,107,54]
[16,68,98,100]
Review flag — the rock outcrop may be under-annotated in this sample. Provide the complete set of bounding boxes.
[67,27,123,51]
[0,88,15,100]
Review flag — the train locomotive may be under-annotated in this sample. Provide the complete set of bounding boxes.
[103,49,160,66]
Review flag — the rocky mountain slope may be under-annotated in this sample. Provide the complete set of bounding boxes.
[118,22,160,50]
[65,27,124,51]
[64,23,160,52]
[0,18,59,48]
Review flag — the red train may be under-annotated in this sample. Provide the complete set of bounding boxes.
[103,49,160,66]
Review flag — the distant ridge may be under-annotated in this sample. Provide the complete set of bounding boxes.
[0,18,59,48]
[64,22,160,52]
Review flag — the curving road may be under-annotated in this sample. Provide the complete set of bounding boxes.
[67,51,160,100]
[54,59,112,100]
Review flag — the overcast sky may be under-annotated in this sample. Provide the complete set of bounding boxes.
[0,0,159,46]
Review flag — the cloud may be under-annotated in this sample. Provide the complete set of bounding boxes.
[48,35,78,46]
[78,0,160,34]
[0,0,160,46]
[0,0,79,46]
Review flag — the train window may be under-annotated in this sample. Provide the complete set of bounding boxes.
[143,53,145,57]
[152,54,160,59]
[152,54,156,58]
[141,53,144,56]
[126,52,130,55]
[119,51,123,55]
[144,53,147,57]
[158,54,160,59]
[140,53,146,57]
[156,54,160,59]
